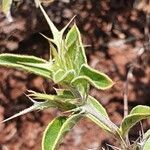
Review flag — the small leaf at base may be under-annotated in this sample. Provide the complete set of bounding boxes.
[119,105,150,137]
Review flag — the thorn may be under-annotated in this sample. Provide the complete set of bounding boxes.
[1,105,37,123]
[106,144,121,150]
[83,44,91,48]
[42,85,46,94]
[23,92,38,104]
[39,33,54,43]
[61,15,77,33]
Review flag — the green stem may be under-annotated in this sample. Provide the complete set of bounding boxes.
[81,104,128,149]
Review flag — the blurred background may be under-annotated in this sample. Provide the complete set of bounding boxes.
[0,0,150,149]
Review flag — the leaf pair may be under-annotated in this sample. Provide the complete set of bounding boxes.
[42,95,110,150]
[41,97,150,150]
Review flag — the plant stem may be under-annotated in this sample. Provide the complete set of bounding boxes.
[81,104,127,149]
[82,104,118,132]
[123,64,134,146]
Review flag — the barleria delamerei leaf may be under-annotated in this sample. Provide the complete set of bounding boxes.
[87,96,108,117]
[71,64,114,90]
[65,25,78,60]
[53,69,75,84]
[0,53,52,78]
[119,105,150,137]
[65,24,87,73]
[86,96,112,133]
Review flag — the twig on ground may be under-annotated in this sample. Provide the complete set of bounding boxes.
[123,65,133,118]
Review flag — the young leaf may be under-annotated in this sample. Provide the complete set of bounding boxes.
[63,52,74,70]
[71,64,114,90]
[28,91,76,110]
[82,103,119,135]
[0,54,52,78]
[53,69,75,84]
[42,113,82,150]
[65,24,87,73]
[53,69,64,81]
[49,43,63,71]
[85,96,112,133]
[119,105,150,137]
[87,96,108,117]
[66,25,77,46]
[73,25,87,70]
[54,88,74,99]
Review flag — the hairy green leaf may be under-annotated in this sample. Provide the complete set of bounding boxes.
[65,25,78,60]
[86,96,111,133]
[53,69,75,84]
[0,54,52,78]
[87,96,108,117]
[49,43,64,72]
[71,64,114,90]
[65,24,87,73]
[73,25,87,70]
[66,25,78,47]
[42,114,82,150]
[54,88,75,99]
[64,52,74,70]
[119,105,150,137]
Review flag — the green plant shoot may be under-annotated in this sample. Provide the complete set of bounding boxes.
[0,0,149,150]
